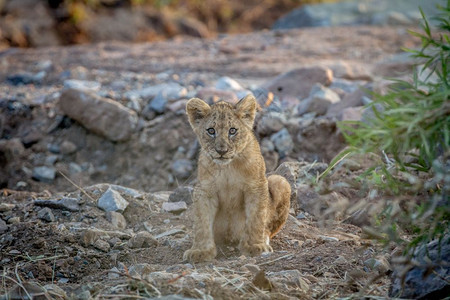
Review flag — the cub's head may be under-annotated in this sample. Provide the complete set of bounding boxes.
[186,95,257,165]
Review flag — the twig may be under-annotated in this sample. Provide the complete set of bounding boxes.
[51,249,57,284]
[257,253,293,266]
[20,253,68,262]
[14,263,21,285]
[59,171,96,202]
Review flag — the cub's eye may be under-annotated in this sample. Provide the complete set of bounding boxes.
[229,128,237,135]
[206,128,215,136]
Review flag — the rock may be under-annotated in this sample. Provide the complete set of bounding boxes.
[146,91,168,114]
[0,203,15,212]
[327,88,368,118]
[328,61,372,81]
[37,207,55,222]
[97,188,129,212]
[59,89,138,142]
[272,0,441,29]
[93,239,111,252]
[162,201,187,214]
[215,76,244,91]
[256,112,286,136]
[262,66,333,100]
[59,140,77,155]
[109,184,144,198]
[341,106,364,121]
[7,71,45,85]
[63,79,101,92]
[270,128,293,158]
[8,217,20,224]
[32,166,56,182]
[34,197,81,212]
[196,88,239,104]
[390,235,450,299]
[124,82,187,101]
[128,231,158,249]
[171,159,194,179]
[148,192,171,204]
[106,211,127,229]
[297,84,340,116]
[0,218,8,234]
[155,228,186,239]
[169,186,193,205]
[364,256,390,273]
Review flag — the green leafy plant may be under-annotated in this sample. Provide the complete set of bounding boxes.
[335,2,450,251]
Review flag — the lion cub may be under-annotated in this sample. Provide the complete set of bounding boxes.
[183,94,291,262]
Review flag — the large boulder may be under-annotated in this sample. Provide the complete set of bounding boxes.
[261,66,333,100]
[59,89,138,142]
[272,0,442,30]
[390,235,450,299]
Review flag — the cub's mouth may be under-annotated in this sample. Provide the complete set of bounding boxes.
[212,156,233,165]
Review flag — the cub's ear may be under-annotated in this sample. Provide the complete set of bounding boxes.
[235,94,256,127]
[186,98,211,127]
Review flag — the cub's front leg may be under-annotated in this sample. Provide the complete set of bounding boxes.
[183,188,218,263]
[239,186,273,256]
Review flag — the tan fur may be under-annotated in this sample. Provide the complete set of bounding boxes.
[183,95,291,262]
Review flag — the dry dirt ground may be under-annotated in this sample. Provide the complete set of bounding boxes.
[0,25,421,299]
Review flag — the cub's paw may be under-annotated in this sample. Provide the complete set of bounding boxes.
[183,248,217,263]
[240,243,273,257]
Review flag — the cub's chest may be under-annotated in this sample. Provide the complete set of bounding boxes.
[208,167,246,204]
[212,167,245,190]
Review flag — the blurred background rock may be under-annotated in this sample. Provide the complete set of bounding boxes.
[0,0,442,49]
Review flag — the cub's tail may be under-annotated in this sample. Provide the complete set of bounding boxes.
[267,174,291,238]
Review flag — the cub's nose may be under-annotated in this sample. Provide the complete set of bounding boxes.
[216,148,228,156]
